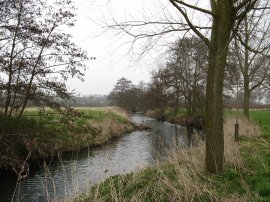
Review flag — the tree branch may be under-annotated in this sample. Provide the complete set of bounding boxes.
[236,0,257,11]
[169,0,210,47]
[173,0,215,16]
[236,32,270,54]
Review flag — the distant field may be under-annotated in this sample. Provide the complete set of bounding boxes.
[225,104,270,109]
[250,110,270,138]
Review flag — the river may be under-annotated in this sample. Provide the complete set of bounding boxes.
[0,114,188,202]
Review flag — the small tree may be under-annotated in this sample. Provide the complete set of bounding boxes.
[166,37,207,116]
[233,9,270,119]
[145,68,172,115]
[0,0,88,118]
[108,77,133,109]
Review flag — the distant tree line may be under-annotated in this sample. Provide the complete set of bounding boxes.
[67,95,109,107]
[108,37,208,116]
[108,36,270,118]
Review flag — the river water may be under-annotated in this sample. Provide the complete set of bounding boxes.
[0,114,188,202]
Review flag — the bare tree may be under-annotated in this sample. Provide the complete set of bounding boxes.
[165,37,207,116]
[105,0,270,173]
[146,68,171,117]
[108,78,149,112]
[0,0,88,119]
[233,7,270,119]
[108,77,134,110]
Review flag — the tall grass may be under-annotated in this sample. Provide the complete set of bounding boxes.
[1,107,134,171]
[11,110,268,201]
[224,116,261,169]
[2,107,136,202]
[12,149,93,202]
[76,115,262,202]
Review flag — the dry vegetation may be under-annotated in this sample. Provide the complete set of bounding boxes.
[223,116,261,169]
[86,107,135,145]
[0,107,135,172]
[77,115,265,202]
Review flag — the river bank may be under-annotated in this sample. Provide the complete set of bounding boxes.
[0,107,140,174]
[145,109,186,125]
[0,113,186,202]
[77,110,270,201]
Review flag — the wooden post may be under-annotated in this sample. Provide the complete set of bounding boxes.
[235,123,239,142]
[235,75,239,142]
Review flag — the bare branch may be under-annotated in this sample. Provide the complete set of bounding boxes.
[173,0,215,16]
[169,0,210,47]
[236,0,258,11]
[236,32,270,55]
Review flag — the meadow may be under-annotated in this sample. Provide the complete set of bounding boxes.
[0,107,135,171]
[77,110,270,201]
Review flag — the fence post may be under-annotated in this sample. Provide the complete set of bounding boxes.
[235,123,239,142]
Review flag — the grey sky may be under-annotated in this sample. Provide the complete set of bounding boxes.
[66,0,210,96]
[67,0,160,96]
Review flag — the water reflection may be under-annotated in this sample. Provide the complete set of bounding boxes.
[0,113,187,202]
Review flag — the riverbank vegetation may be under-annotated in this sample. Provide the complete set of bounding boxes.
[0,107,136,172]
[0,0,88,172]
[77,110,270,201]
[0,0,140,175]
[0,0,270,200]
[106,0,270,174]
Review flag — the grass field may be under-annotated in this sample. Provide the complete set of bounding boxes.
[9,107,133,149]
[0,107,135,171]
[76,110,270,201]
[250,110,270,138]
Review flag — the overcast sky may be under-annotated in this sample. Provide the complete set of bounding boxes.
[65,0,210,96]
[66,0,162,96]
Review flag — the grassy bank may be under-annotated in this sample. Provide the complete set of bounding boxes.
[0,107,136,172]
[77,110,270,201]
[145,108,187,124]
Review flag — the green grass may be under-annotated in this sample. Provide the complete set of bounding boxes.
[77,109,128,124]
[77,110,270,201]
[0,107,134,170]
[250,110,270,139]
[240,110,270,201]
[7,108,130,139]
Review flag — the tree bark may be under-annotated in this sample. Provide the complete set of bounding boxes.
[243,83,250,120]
[243,17,250,120]
[205,1,235,173]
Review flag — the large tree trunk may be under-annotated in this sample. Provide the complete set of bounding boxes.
[205,2,235,173]
[243,83,250,120]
